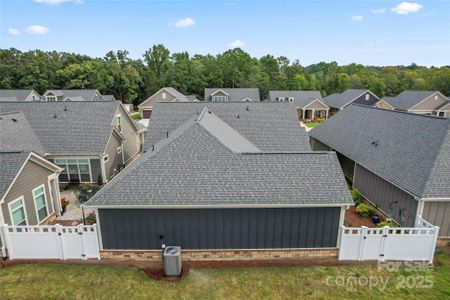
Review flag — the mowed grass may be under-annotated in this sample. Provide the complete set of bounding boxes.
[130,112,141,121]
[1,254,449,299]
[305,122,322,128]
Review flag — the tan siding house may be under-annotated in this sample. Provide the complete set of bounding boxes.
[139,87,191,119]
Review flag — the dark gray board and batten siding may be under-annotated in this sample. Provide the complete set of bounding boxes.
[353,164,418,227]
[99,207,341,250]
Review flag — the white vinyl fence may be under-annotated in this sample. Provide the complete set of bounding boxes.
[1,224,100,260]
[339,216,439,263]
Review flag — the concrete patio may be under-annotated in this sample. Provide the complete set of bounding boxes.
[53,188,94,225]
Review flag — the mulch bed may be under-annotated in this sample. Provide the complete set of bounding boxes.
[345,206,377,227]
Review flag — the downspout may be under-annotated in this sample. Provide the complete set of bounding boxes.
[99,154,107,184]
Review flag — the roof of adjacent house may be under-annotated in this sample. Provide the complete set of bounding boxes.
[0,90,37,102]
[309,104,450,199]
[0,101,122,155]
[102,95,116,101]
[86,108,352,207]
[0,111,59,200]
[268,91,326,108]
[382,90,440,111]
[45,89,101,101]
[204,88,260,102]
[324,89,375,109]
[0,112,45,154]
[144,102,311,152]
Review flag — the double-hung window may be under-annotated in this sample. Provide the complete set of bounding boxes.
[9,197,27,226]
[33,185,48,222]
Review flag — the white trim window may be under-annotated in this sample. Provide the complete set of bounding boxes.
[365,94,370,101]
[162,92,167,99]
[116,114,122,132]
[9,197,27,226]
[33,185,48,222]
[46,96,57,101]
[212,95,227,102]
[54,159,92,183]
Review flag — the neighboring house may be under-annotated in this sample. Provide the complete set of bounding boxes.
[144,102,311,152]
[268,90,329,120]
[86,107,352,252]
[379,90,449,117]
[204,88,260,102]
[43,89,103,102]
[0,112,62,229]
[0,101,141,184]
[138,87,192,119]
[324,89,380,115]
[309,104,450,237]
[0,90,42,102]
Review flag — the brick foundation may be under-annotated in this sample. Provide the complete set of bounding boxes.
[100,248,338,261]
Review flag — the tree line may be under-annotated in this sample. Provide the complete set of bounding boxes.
[1,45,449,105]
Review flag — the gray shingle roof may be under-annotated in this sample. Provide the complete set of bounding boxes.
[0,101,121,155]
[383,90,438,111]
[0,112,45,155]
[204,88,260,102]
[102,95,116,101]
[0,151,30,200]
[309,104,450,199]
[86,110,352,207]
[324,89,372,109]
[163,87,192,102]
[268,91,325,107]
[45,89,101,101]
[144,102,310,152]
[0,90,36,102]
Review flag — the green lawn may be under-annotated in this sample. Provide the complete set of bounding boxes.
[305,122,322,128]
[130,111,141,121]
[1,254,449,299]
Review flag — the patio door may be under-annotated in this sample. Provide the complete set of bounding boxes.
[67,162,80,182]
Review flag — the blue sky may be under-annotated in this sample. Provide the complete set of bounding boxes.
[1,0,449,66]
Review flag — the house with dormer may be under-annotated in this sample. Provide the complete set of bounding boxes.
[204,88,260,102]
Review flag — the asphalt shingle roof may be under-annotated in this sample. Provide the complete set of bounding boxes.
[0,112,45,154]
[268,91,325,108]
[0,90,36,102]
[324,89,371,109]
[87,109,352,207]
[309,104,450,198]
[204,88,260,102]
[383,90,438,111]
[0,101,120,155]
[45,89,101,101]
[144,102,311,152]
[0,151,30,200]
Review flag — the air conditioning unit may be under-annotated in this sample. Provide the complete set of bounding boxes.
[163,246,182,276]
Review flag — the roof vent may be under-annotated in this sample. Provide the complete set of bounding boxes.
[371,140,379,147]
[237,113,240,119]
[53,113,57,119]
[152,145,155,151]
[246,106,249,111]
[11,118,17,122]
[64,105,68,111]
[166,131,169,138]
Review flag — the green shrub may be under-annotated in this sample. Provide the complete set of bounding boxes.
[351,189,365,206]
[377,220,398,228]
[355,203,374,217]
[85,213,96,225]
[80,183,94,191]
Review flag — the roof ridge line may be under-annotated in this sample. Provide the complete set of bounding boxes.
[349,103,450,120]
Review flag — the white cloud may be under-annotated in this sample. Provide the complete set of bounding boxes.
[33,0,82,4]
[7,28,20,36]
[352,15,364,22]
[172,17,195,28]
[391,2,423,15]
[229,40,245,48]
[26,25,50,34]
[371,8,386,14]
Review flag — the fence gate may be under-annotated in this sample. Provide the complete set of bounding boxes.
[338,216,439,263]
[1,224,100,260]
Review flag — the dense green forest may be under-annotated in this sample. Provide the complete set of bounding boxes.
[1,45,449,105]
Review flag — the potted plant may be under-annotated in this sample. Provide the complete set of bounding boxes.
[371,215,381,224]
[80,183,94,193]
[61,198,69,214]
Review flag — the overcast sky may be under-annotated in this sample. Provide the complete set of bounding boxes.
[1,0,449,66]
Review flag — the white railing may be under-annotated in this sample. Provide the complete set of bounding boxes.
[415,215,436,229]
[2,224,100,260]
[339,223,439,263]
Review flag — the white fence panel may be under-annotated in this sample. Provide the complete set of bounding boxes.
[2,224,100,260]
[339,216,439,263]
